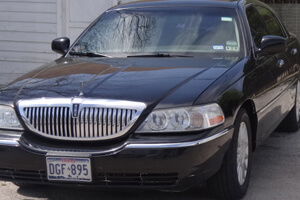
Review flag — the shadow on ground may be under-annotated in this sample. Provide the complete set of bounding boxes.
[16,185,214,200]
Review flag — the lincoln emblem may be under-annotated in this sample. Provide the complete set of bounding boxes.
[72,104,80,118]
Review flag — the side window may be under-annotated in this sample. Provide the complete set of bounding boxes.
[255,6,285,37]
[246,6,268,48]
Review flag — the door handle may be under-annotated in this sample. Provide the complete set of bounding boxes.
[277,59,285,68]
[291,48,298,55]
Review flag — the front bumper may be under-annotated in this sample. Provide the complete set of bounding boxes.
[0,127,233,191]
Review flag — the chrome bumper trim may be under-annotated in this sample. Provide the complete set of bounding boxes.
[0,139,19,147]
[0,133,21,147]
[126,129,230,149]
[0,129,231,154]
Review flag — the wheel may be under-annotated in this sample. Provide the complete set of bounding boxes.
[208,108,252,200]
[278,80,300,132]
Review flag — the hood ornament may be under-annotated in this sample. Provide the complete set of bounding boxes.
[79,81,84,97]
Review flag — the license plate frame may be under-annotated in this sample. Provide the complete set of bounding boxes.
[46,157,92,182]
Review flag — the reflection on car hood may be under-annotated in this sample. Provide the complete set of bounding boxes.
[0,57,241,107]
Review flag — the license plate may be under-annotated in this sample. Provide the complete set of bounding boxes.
[46,157,92,182]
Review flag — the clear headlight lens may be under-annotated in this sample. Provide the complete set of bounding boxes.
[136,103,224,133]
[0,105,23,130]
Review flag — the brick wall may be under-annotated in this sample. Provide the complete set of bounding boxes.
[262,1,300,38]
[263,0,300,3]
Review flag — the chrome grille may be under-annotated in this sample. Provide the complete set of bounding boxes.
[18,98,146,141]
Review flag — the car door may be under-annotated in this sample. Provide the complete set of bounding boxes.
[245,5,295,144]
[255,5,299,79]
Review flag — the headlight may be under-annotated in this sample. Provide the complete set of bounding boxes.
[136,103,224,133]
[0,105,23,130]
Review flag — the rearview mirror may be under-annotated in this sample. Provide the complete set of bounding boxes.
[51,37,70,55]
[259,35,286,55]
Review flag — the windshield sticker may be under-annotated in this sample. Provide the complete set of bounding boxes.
[176,24,185,29]
[221,17,233,22]
[212,45,225,50]
[226,46,239,51]
[226,41,238,46]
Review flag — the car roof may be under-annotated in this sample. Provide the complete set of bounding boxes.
[109,0,242,10]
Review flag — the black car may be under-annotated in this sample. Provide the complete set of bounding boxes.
[0,0,299,199]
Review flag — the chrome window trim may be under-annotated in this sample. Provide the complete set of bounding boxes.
[17,98,146,141]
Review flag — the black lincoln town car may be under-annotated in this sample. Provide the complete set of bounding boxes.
[0,0,299,199]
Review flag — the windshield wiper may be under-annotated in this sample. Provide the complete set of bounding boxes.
[127,53,193,58]
[69,52,111,58]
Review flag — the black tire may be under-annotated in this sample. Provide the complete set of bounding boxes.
[207,108,252,200]
[277,80,300,132]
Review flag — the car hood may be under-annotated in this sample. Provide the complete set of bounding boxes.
[0,56,241,108]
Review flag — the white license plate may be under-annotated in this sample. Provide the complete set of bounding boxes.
[46,157,92,182]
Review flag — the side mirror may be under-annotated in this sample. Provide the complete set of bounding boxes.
[259,35,286,55]
[51,37,70,55]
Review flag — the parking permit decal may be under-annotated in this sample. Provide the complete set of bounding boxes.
[226,41,238,46]
[212,45,225,50]
[221,17,233,22]
[226,46,239,51]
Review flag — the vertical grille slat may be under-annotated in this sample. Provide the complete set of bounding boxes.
[107,109,112,136]
[89,108,94,138]
[73,118,77,138]
[103,109,107,137]
[117,109,121,133]
[31,108,35,128]
[84,108,89,138]
[98,108,103,137]
[91,108,95,138]
[38,107,42,132]
[76,110,81,138]
[42,108,46,133]
[37,108,40,129]
[33,107,37,128]
[29,108,34,124]
[22,104,141,140]
[46,108,50,135]
[28,108,32,124]
[34,107,38,130]
[94,108,98,137]
[121,109,126,130]
[51,107,55,136]
[126,110,131,126]
[33,108,37,129]
[46,108,49,135]
[48,108,52,135]
[59,108,63,137]
[55,107,59,136]
[112,109,117,135]
[65,108,72,137]
[63,108,67,137]
[79,110,84,138]
[68,108,72,137]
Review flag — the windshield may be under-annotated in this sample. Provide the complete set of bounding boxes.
[70,7,243,57]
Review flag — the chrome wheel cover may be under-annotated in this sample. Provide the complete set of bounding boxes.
[237,122,249,185]
[296,80,300,122]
